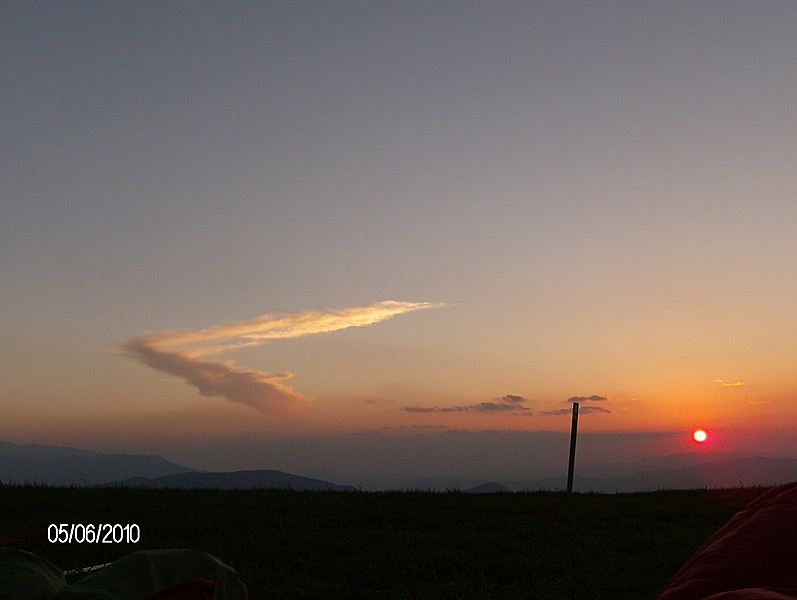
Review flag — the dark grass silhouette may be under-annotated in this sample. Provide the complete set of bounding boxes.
[0,485,767,599]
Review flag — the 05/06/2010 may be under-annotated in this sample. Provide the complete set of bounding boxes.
[47,523,140,544]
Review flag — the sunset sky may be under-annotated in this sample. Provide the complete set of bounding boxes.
[3,2,797,483]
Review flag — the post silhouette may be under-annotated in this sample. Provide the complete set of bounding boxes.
[567,402,579,493]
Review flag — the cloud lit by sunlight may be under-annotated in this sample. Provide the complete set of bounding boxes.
[714,379,747,387]
[121,300,444,411]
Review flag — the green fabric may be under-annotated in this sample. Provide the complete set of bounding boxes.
[0,548,67,600]
[50,549,247,600]
[0,548,246,600]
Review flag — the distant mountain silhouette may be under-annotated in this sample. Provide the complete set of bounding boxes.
[511,455,797,493]
[0,441,195,486]
[377,454,797,493]
[116,469,355,491]
[6,441,793,493]
[465,482,510,494]
[579,451,776,479]
[379,476,486,491]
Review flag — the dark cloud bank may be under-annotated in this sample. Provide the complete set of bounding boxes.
[405,394,612,416]
[405,395,531,414]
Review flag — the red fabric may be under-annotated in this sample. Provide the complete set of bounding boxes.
[703,590,797,600]
[655,482,797,600]
[143,579,215,600]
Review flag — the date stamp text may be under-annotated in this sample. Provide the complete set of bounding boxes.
[48,524,140,544]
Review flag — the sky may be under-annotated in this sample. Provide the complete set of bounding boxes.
[3,1,797,483]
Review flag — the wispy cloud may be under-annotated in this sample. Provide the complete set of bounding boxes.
[355,397,380,405]
[540,394,612,415]
[472,402,530,413]
[566,395,608,403]
[380,425,451,431]
[574,405,611,415]
[541,406,611,415]
[404,394,531,415]
[121,300,443,411]
[501,394,526,403]
[122,341,302,410]
[404,393,613,416]
[714,378,747,387]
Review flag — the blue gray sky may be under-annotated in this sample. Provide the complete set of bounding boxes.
[3,2,797,476]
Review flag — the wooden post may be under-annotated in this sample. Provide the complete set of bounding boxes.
[567,402,579,493]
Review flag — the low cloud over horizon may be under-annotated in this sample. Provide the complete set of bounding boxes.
[541,394,612,415]
[404,393,616,417]
[121,300,443,411]
[541,406,612,415]
[566,395,608,403]
[404,395,531,415]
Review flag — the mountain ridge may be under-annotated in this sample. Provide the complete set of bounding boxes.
[0,441,197,486]
[3,441,794,493]
[115,469,355,491]
[507,455,797,493]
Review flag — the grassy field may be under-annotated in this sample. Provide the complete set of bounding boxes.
[0,485,767,599]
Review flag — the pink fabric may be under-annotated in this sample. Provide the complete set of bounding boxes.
[703,590,797,600]
[655,482,797,600]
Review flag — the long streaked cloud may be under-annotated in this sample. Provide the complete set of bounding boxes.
[121,300,443,411]
[404,395,531,415]
[541,406,611,415]
[714,378,747,387]
[541,394,612,415]
[566,395,608,403]
[403,393,615,417]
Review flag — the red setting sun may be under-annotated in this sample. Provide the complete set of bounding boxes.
[692,429,708,443]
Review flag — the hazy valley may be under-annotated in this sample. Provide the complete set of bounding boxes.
[3,441,795,493]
